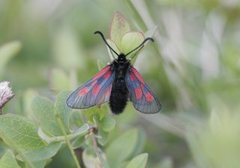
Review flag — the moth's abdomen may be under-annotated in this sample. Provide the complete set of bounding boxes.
[109,79,128,114]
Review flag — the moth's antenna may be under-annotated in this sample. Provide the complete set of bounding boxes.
[125,37,154,56]
[94,31,119,56]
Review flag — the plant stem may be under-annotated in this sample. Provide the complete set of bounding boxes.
[89,128,109,168]
[55,113,81,168]
[90,130,103,168]
[38,124,90,144]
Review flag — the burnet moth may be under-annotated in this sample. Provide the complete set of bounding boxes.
[66,31,161,114]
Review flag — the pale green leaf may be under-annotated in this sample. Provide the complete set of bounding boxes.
[97,128,109,146]
[120,32,144,55]
[54,91,72,132]
[22,142,62,161]
[0,114,45,150]
[101,116,116,132]
[31,160,47,168]
[31,96,62,136]
[126,153,148,168]
[23,89,38,118]
[110,12,130,48]
[106,129,141,167]
[0,150,21,168]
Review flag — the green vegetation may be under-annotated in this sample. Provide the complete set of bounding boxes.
[1,0,240,168]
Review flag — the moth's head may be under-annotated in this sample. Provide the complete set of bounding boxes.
[118,53,126,57]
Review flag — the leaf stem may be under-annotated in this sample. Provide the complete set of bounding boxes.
[55,113,81,168]
[89,128,109,168]
[38,124,91,144]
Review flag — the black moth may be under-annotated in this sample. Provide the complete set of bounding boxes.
[66,31,161,114]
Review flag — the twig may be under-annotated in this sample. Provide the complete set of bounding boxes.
[88,127,106,168]
[55,113,81,168]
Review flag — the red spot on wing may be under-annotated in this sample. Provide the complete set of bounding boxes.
[98,86,112,103]
[135,87,142,99]
[103,71,111,79]
[132,68,144,83]
[93,84,100,95]
[93,66,110,80]
[105,86,112,97]
[145,92,154,102]
[130,72,136,81]
[79,87,89,96]
[90,80,97,87]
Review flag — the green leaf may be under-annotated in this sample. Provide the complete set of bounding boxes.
[120,32,144,55]
[97,128,109,146]
[106,129,142,167]
[31,160,47,168]
[22,142,62,161]
[71,136,85,149]
[110,12,130,48]
[0,150,21,168]
[100,115,116,132]
[84,105,108,122]
[23,89,38,117]
[31,96,62,136]
[0,114,45,150]
[126,153,148,168]
[0,41,21,77]
[54,91,72,132]
[69,111,84,130]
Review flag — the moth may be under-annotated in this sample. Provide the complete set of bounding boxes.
[66,31,161,114]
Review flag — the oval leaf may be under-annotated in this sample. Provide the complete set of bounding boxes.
[110,12,130,48]
[0,114,45,150]
[22,142,62,161]
[101,116,116,132]
[54,91,72,132]
[0,150,21,168]
[120,32,144,55]
[31,96,62,136]
[106,129,140,167]
[126,153,148,168]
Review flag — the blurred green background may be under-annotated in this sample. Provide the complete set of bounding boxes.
[1,0,240,168]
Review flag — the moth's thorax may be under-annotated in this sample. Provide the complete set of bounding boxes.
[112,54,130,78]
